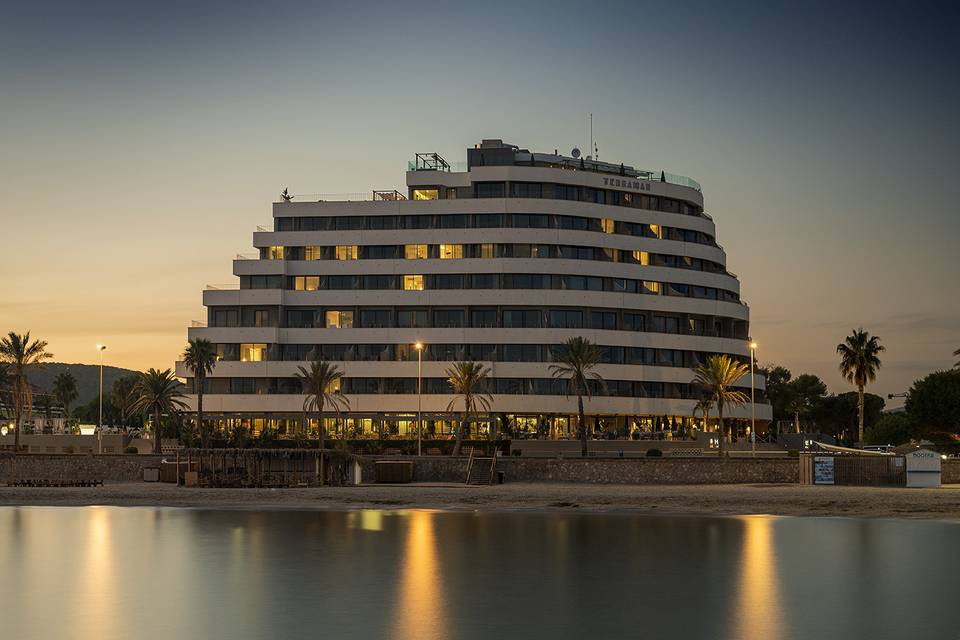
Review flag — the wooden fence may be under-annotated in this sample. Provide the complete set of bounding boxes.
[800,453,906,486]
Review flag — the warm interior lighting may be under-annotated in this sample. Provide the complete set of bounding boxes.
[294,276,320,291]
[335,245,358,260]
[439,244,462,259]
[404,244,428,259]
[267,246,285,260]
[304,246,322,260]
[601,218,615,234]
[240,343,267,362]
[325,310,354,329]
[412,189,439,200]
[632,250,650,265]
[403,275,424,291]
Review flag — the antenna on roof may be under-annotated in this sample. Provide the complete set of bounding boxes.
[589,113,593,163]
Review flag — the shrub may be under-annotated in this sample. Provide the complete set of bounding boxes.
[124,446,139,454]
[645,448,663,457]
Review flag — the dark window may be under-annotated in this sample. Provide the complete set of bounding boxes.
[511,213,550,228]
[503,309,542,328]
[358,310,391,328]
[367,216,398,230]
[473,213,503,227]
[471,309,498,328]
[470,273,499,289]
[511,182,542,198]
[549,309,582,328]
[590,311,617,330]
[432,274,465,289]
[623,313,645,332]
[476,182,506,198]
[555,184,579,200]
[433,309,465,328]
[439,214,468,229]
[397,309,429,328]
[402,215,433,229]
[328,275,358,290]
[362,275,397,289]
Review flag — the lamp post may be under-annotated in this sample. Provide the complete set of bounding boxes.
[415,342,423,457]
[749,341,757,457]
[97,344,107,454]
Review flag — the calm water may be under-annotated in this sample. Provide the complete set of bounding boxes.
[0,508,957,640]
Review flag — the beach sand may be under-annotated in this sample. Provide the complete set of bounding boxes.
[1,482,959,520]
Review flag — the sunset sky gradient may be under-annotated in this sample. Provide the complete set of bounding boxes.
[1,0,957,403]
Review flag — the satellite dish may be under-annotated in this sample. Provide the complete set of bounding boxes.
[571,147,581,158]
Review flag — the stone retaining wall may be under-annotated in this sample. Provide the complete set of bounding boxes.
[941,459,960,484]
[363,456,799,484]
[0,454,165,482]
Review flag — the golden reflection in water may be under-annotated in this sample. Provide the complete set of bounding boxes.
[394,511,447,640]
[79,507,119,640]
[734,516,782,640]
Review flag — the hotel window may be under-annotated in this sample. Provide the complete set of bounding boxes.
[439,244,463,259]
[623,313,645,332]
[335,245,358,260]
[631,250,650,265]
[397,309,429,328]
[240,343,267,362]
[304,246,323,261]
[405,244,428,259]
[326,378,342,393]
[642,281,661,295]
[253,310,275,328]
[601,218,615,234]
[403,275,425,291]
[476,182,505,198]
[689,318,705,335]
[266,246,284,260]
[325,310,354,329]
[479,243,495,259]
[412,189,439,200]
[648,224,663,239]
[294,276,320,291]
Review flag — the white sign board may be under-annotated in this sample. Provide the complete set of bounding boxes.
[814,456,835,485]
[905,449,941,488]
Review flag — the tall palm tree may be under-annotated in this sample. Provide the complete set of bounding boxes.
[694,397,713,433]
[0,332,54,453]
[953,348,959,369]
[110,374,140,428]
[132,368,187,454]
[295,360,349,452]
[182,338,218,447]
[692,355,750,456]
[445,361,493,456]
[549,337,605,457]
[52,372,79,433]
[836,328,884,444]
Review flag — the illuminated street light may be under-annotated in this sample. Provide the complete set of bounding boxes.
[749,342,757,457]
[97,344,107,454]
[415,342,423,456]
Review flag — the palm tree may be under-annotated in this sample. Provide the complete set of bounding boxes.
[953,348,959,369]
[132,368,187,454]
[836,328,884,444]
[692,355,750,456]
[549,337,605,457]
[445,361,494,456]
[110,374,140,428]
[0,332,54,453]
[295,360,349,452]
[52,372,79,433]
[694,397,713,433]
[182,338,218,448]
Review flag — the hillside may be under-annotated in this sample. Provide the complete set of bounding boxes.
[27,362,142,406]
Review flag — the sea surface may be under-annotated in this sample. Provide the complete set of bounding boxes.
[0,507,956,639]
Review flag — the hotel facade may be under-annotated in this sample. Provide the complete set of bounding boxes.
[177,140,771,439]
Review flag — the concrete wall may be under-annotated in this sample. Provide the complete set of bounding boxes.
[0,454,165,482]
[941,459,960,484]
[363,455,798,485]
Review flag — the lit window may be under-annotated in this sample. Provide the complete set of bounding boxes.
[335,245,358,260]
[403,275,424,290]
[439,244,463,259]
[649,224,663,239]
[240,343,267,362]
[633,250,650,265]
[601,218,615,234]
[325,310,354,328]
[412,189,439,200]
[304,246,322,261]
[643,281,661,294]
[327,378,341,393]
[480,243,495,258]
[404,244,428,259]
[294,276,320,291]
[267,246,285,260]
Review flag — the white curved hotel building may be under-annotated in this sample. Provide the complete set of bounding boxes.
[178,139,771,439]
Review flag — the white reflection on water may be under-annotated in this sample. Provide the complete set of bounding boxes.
[393,511,448,640]
[78,507,119,639]
[734,516,783,640]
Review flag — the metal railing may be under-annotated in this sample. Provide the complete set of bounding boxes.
[191,320,207,328]
[282,190,407,202]
[235,253,258,260]
[205,283,240,290]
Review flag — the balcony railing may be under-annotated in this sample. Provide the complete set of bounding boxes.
[205,283,240,290]
[281,190,407,202]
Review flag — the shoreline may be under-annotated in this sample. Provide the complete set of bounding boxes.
[2,482,959,520]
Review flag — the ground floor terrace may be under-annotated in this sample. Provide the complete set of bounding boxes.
[196,412,767,443]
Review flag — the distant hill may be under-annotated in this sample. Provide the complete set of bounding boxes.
[27,362,141,406]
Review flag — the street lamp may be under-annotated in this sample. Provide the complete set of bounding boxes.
[414,342,424,457]
[97,344,107,454]
[749,341,757,457]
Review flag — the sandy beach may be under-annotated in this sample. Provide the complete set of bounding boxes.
[1,482,959,520]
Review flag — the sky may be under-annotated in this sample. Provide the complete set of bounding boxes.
[1,0,957,403]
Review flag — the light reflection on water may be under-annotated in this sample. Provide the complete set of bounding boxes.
[0,507,956,640]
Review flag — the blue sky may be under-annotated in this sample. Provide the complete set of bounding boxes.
[1,0,957,400]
